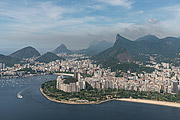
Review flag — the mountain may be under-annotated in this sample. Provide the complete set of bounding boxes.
[93,34,133,63]
[135,35,159,41]
[78,41,113,56]
[93,34,180,64]
[0,54,20,67]
[53,44,72,54]
[36,52,65,63]
[10,46,40,59]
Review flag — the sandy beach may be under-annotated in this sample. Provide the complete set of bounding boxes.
[40,88,180,107]
[117,98,180,108]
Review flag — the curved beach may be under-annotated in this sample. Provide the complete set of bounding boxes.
[117,98,180,108]
[40,88,180,107]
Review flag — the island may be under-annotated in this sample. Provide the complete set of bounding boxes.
[40,79,180,107]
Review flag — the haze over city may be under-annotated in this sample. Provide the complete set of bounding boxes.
[1,0,180,54]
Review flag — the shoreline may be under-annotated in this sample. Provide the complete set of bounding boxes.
[0,73,49,79]
[40,88,180,108]
[117,98,180,108]
[40,88,106,104]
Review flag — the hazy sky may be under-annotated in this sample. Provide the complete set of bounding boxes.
[0,0,180,54]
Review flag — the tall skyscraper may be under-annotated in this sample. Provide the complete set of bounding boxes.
[172,81,179,94]
[74,72,80,80]
[0,63,5,70]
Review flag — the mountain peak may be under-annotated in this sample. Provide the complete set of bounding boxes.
[25,46,34,49]
[136,35,159,41]
[59,44,67,49]
[10,46,40,59]
[36,52,64,63]
[115,34,130,41]
[116,34,126,40]
[53,44,72,54]
[114,34,131,47]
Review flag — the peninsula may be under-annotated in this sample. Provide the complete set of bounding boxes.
[40,80,180,107]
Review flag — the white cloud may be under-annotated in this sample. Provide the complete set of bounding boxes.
[148,18,159,24]
[136,10,144,14]
[160,5,180,35]
[0,1,101,34]
[1,1,180,52]
[0,1,67,23]
[97,0,133,9]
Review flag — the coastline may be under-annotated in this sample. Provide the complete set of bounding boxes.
[117,98,180,108]
[40,88,180,107]
[0,73,49,79]
[40,88,107,104]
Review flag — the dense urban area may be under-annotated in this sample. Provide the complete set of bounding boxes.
[2,34,180,104]
[1,55,180,93]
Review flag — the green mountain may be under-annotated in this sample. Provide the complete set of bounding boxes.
[78,41,113,56]
[94,34,180,62]
[10,46,40,59]
[93,34,180,73]
[135,35,159,42]
[0,54,20,67]
[53,44,72,54]
[36,52,65,63]
[93,34,133,63]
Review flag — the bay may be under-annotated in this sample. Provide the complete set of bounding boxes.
[0,75,180,120]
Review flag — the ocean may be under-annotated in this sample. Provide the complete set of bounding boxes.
[0,75,180,120]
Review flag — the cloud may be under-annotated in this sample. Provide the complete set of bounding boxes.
[1,1,180,53]
[97,0,133,8]
[0,1,68,23]
[0,1,96,34]
[160,5,180,35]
[148,18,159,24]
[136,10,144,14]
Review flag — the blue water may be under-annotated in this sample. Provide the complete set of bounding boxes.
[0,75,180,120]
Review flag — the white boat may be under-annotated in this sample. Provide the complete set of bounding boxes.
[17,93,23,99]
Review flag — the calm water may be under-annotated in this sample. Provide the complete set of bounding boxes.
[0,75,180,120]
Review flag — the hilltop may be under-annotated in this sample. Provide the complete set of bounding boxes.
[53,44,72,54]
[36,52,65,63]
[10,46,40,59]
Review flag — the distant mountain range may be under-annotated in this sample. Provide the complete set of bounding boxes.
[93,34,180,64]
[0,41,113,66]
[53,42,113,56]
[53,44,72,54]
[36,52,65,63]
[10,46,41,59]
[78,41,113,56]
[1,34,180,67]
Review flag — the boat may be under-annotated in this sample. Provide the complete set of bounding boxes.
[17,93,23,99]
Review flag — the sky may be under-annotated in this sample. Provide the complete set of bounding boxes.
[0,0,180,54]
